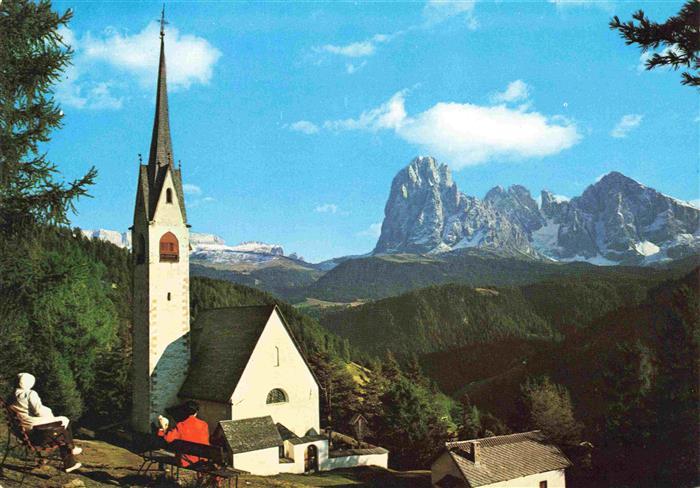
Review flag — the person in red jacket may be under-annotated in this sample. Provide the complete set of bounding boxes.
[157,400,210,467]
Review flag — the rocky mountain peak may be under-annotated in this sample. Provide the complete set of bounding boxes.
[375,158,699,264]
[374,157,532,255]
[484,184,544,233]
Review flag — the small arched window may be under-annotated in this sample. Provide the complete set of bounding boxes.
[166,188,173,204]
[266,388,288,404]
[274,346,280,367]
[159,232,179,262]
[136,234,146,265]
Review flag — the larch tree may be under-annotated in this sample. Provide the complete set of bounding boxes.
[0,0,96,235]
[610,1,699,87]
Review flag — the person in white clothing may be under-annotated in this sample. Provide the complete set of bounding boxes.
[10,373,82,472]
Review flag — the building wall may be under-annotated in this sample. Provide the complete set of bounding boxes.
[232,447,280,476]
[132,168,190,432]
[229,311,319,437]
[483,469,566,488]
[324,452,389,471]
[431,451,465,486]
[279,439,328,474]
[431,454,567,488]
[194,399,229,434]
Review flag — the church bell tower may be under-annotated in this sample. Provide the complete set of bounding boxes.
[131,15,190,432]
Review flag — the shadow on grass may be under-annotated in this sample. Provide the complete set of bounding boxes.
[277,466,431,487]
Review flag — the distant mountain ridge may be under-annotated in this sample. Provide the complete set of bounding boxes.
[81,229,298,265]
[374,156,700,264]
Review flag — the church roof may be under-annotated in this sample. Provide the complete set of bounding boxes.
[181,304,321,403]
[180,305,276,403]
[275,423,327,445]
[135,28,187,223]
[445,431,571,487]
[218,416,283,454]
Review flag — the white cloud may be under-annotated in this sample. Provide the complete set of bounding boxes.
[317,34,391,59]
[315,203,339,214]
[183,183,202,195]
[346,61,367,74]
[57,71,123,110]
[82,22,221,89]
[611,114,643,138]
[548,0,613,11]
[323,90,408,132]
[357,223,383,238]
[314,1,478,74]
[55,23,220,111]
[490,80,531,104]
[322,88,581,168]
[289,120,320,135]
[638,45,682,72]
[423,0,477,27]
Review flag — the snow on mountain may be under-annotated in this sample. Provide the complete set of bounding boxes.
[82,229,296,266]
[81,229,131,248]
[373,156,533,256]
[190,239,286,266]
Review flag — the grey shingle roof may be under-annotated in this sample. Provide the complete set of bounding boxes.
[180,305,275,402]
[435,474,467,488]
[218,416,282,454]
[446,431,571,487]
[275,423,297,442]
[276,423,327,446]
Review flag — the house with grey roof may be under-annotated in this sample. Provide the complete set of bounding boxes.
[130,22,387,476]
[431,431,572,488]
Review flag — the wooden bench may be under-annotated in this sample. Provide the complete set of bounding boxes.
[138,438,246,487]
[0,397,63,483]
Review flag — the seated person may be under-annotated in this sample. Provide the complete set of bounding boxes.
[10,372,82,473]
[157,400,210,467]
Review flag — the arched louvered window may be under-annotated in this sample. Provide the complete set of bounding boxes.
[266,388,288,404]
[159,232,179,262]
[166,188,173,204]
[136,234,146,265]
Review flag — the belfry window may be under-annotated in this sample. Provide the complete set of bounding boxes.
[159,232,179,262]
[274,346,280,367]
[166,188,173,203]
[266,388,288,404]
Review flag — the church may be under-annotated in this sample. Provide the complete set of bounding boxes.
[129,23,387,476]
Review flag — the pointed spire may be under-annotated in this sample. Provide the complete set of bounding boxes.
[147,6,173,170]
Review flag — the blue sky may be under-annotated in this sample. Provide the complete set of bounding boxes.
[50,0,698,262]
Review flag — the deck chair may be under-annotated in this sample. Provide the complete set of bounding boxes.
[0,397,62,483]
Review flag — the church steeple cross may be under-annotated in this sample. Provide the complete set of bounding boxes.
[159,5,168,40]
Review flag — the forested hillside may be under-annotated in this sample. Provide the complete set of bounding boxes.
[320,264,692,358]
[292,249,694,303]
[462,270,699,487]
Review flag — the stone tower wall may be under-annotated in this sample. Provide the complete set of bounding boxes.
[132,169,190,432]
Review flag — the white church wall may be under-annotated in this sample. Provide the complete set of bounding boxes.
[229,311,320,437]
[479,469,566,488]
[146,169,191,426]
[324,452,388,471]
[232,447,280,476]
[430,451,464,487]
[280,439,329,474]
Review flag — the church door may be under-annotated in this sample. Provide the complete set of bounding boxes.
[304,444,318,472]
